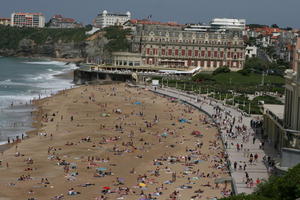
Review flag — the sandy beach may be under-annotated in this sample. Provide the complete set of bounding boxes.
[0,83,230,200]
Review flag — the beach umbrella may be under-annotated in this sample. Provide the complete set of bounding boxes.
[134,101,141,105]
[103,186,111,190]
[161,132,168,137]
[139,183,146,187]
[96,167,107,171]
[192,131,202,136]
[179,118,188,123]
[116,109,122,113]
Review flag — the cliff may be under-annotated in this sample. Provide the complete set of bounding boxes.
[0,26,131,61]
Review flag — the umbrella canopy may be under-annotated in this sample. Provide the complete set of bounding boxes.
[161,132,168,137]
[179,118,188,123]
[103,186,111,190]
[134,101,141,105]
[116,109,122,113]
[192,131,202,136]
[139,183,146,187]
[96,167,107,171]
[101,113,110,117]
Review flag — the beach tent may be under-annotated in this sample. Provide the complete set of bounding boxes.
[134,101,141,105]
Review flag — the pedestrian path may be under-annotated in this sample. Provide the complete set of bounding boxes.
[148,86,269,194]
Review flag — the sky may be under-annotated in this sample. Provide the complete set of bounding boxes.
[1,0,300,28]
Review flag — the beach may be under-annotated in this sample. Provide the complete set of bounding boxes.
[0,83,230,200]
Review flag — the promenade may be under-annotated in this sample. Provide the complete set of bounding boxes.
[149,86,269,194]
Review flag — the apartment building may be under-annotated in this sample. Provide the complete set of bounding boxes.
[11,12,45,28]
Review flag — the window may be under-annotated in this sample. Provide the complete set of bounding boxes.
[201,51,205,57]
[175,49,178,56]
[162,49,165,55]
[214,51,218,58]
[194,50,198,57]
[168,49,172,56]
[181,49,185,56]
[188,50,192,57]
[201,60,204,66]
[220,51,224,58]
[207,51,211,57]
[146,48,150,55]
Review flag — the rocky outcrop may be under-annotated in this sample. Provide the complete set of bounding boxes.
[0,38,89,59]
[0,31,110,60]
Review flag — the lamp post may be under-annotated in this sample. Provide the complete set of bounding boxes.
[248,103,251,115]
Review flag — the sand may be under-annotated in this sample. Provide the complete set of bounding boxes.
[0,83,230,200]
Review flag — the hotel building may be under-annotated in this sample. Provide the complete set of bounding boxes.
[11,12,45,28]
[128,19,245,71]
[94,10,131,28]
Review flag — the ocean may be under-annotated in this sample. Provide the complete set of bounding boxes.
[0,57,77,145]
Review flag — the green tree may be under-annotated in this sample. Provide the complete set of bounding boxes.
[220,163,300,200]
[103,26,131,52]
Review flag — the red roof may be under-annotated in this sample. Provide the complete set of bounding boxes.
[253,27,282,36]
[128,19,182,27]
[52,15,76,23]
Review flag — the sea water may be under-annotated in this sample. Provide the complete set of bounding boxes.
[0,57,76,144]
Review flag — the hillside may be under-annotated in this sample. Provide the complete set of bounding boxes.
[0,25,131,59]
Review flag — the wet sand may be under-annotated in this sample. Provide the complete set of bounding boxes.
[0,83,230,200]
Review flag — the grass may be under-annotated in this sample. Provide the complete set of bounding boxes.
[213,72,285,86]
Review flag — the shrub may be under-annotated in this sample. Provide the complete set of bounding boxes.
[213,66,231,75]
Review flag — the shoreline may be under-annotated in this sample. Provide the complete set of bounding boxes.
[0,56,78,153]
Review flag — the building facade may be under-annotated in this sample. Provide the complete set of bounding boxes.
[129,20,245,71]
[11,12,45,28]
[281,50,300,168]
[245,46,257,59]
[48,15,82,28]
[0,18,11,26]
[94,10,131,28]
[210,18,246,31]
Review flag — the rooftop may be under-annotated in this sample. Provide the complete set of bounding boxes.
[127,19,182,27]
